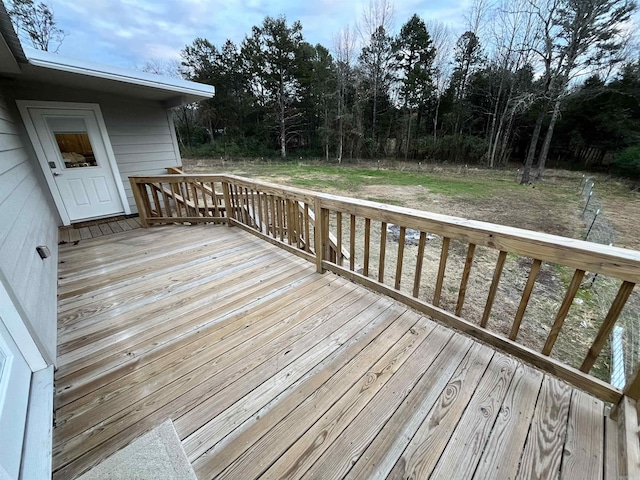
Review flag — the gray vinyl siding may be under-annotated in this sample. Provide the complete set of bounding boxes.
[1,79,182,214]
[0,89,58,364]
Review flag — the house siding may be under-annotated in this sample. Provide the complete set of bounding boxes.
[1,79,182,213]
[0,88,59,364]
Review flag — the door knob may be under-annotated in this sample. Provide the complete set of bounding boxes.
[53,172,62,176]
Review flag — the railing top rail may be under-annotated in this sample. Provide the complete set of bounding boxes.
[129,174,640,283]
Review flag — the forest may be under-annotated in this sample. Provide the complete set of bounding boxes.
[170,0,640,181]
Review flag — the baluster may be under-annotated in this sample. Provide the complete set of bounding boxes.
[395,226,406,290]
[211,182,220,218]
[250,189,257,228]
[297,208,303,249]
[221,182,232,222]
[322,208,330,260]
[161,183,172,218]
[243,187,250,225]
[190,182,200,217]
[286,199,294,245]
[510,259,542,340]
[200,182,210,217]
[277,197,284,241]
[304,203,311,252]
[349,214,356,271]
[173,182,183,217]
[433,237,450,307]
[269,195,278,238]
[455,243,476,316]
[261,193,268,234]
[151,183,162,217]
[480,251,508,328]
[413,231,427,298]
[335,211,342,262]
[363,218,371,277]
[232,184,240,219]
[379,222,387,283]
[581,281,635,372]
[542,269,586,355]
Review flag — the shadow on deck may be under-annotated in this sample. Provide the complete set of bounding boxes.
[54,224,617,479]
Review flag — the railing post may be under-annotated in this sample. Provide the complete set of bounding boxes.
[222,181,233,226]
[314,197,325,274]
[624,364,640,400]
[129,178,149,227]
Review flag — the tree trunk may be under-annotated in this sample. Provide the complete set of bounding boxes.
[433,96,441,143]
[405,108,412,161]
[521,112,544,184]
[535,97,561,180]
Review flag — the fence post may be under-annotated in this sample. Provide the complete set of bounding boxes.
[222,181,233,226]
[583,190,593,215]
[314,197,325,274]
[584,209,600,240]
[130,178,149,228]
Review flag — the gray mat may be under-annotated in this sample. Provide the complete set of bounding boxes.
[77,420,197,480]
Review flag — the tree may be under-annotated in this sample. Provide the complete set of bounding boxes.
[359,25,396,155]
[449,31,484,135]
[6,0,66,52]
[427,20,454,142]
[333,25,357,162]
[394,14,436,159]
[521,0,636,183]
[242,16,305,160]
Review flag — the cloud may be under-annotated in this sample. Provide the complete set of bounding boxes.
[50,0,468,68]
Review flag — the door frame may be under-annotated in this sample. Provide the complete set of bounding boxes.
[16,100,131,226]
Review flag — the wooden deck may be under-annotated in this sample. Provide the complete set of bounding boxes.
[54,224,619,480]
[58,216,142,243]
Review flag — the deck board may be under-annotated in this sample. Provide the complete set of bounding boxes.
[54,224,617,480]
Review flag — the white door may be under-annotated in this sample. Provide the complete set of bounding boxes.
[0,318,31,480]
[25,107,125,222]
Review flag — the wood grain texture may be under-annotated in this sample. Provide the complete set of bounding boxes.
[344,334,473,479]
[429,353,517,479]
[604,410,619,480]
[542,269,585,356]
[560,390,604,480]
[265,321,449,480]
[516,376,572,480]
[192,302,407,479]
[54,223,617,480]
[473,364,544,480]
[387,342,494,480]
[511,258,542,340]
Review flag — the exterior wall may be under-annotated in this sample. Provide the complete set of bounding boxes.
[1,79,182,213]
[0,86,58,364]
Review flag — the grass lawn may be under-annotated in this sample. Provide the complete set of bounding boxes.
[182,157,640,384]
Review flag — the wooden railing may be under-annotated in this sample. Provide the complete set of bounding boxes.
[130,174,640,405]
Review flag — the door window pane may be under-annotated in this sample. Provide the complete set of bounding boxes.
[55,132,97,168]
[46,116,98,168]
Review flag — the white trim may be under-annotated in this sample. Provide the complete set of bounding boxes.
[24,47,214,99]
[16,100,130,225]
[0,280,46,372]
[20,365,53,480]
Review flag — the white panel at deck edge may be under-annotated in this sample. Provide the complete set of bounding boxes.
[20,365,54,480]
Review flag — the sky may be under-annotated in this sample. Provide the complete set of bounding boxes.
[44,0,470,70]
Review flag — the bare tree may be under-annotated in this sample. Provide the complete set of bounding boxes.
[6,0,67,52]
[427,20,454,142]
[357,0,395,44]
[486,0,537,167]
[333,25,357,163]
[521,0,636,183]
